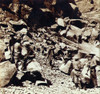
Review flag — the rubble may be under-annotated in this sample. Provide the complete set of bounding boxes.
[0,0,100,93]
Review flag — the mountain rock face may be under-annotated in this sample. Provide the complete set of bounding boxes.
[0,0,100,93]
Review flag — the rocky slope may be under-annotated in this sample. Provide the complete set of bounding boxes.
[0,0,100,94]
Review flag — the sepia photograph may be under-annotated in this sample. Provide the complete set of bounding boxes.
[0,0,100,94]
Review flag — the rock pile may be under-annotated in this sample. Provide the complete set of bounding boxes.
[0,0,99,90]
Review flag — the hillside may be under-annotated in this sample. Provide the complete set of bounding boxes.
[0,0,100,94]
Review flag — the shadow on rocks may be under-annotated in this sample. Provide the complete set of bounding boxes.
[6,71,52,87]
[27,8,55,28]
[20,71,52,87]
[5,72,23,87]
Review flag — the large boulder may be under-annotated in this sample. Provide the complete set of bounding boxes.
[0,61,17,87]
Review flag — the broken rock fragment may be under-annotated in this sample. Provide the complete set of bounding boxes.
[9,19,26,25]
[21,46,27,56]
[59,60,72,74]
[26,59,42,72]
[18,28,28,35]
[56,18,65,27]
[35,79,48,86]
[4,49,11,60]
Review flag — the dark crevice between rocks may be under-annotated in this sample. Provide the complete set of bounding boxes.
[13,25,27,31]
[70,20,86,28]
